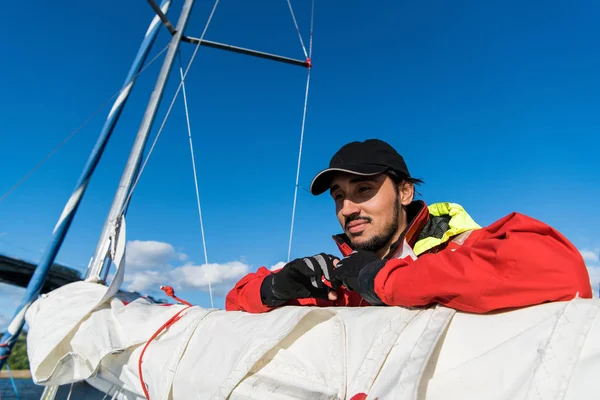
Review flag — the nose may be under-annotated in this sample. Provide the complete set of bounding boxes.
[341,198,360,217]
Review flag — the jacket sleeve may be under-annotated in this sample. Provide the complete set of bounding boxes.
[225,267,275,313]
[370,212,592,313]
[225,267,345,313]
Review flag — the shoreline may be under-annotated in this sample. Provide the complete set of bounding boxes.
[0,369,32,379]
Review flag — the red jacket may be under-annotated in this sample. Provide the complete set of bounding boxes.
[225,201,592,314]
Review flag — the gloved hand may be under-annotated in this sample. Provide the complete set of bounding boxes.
[330,250,382,292]
[260,253,338,307]
[329,250,386,306]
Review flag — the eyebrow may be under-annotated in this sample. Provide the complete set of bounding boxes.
[329,176,379,195]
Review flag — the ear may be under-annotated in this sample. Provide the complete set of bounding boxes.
[399,181,414,206]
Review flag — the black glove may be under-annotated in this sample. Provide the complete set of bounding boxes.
[330,250,386,305]
[260,253,338,307]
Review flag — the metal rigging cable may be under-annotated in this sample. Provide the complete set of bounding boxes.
[115,0,221,308]
[118,0,221,218]
[287,0,315,262]
[178,53,214,308]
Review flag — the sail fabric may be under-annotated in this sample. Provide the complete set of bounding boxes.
[25,280,600,399]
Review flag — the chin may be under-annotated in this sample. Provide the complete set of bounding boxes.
[348,228,370,239]
[348,234,370,247]
[347,230,363,239]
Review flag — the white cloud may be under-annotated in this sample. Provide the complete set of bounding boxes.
[171,262,248,288]
[124,261,249,296]
[122,240,249,296]
[587,266,600,298]
[269,261,286,271]
[123,270,163,293]
[0,283,24,331]
[580,249,599,263]
[126,240,188,270]
[0,314,9,332]
[580,248,600,298]
[0,283,25,302]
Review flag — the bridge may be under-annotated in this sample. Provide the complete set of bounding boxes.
[0,253,82,293]
[0,253,166,304]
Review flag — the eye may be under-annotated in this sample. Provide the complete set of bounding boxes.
[358,186,371,193]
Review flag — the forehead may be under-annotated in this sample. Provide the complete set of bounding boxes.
[329,172,385,192]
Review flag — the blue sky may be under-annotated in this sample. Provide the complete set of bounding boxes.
[1,0,599,327]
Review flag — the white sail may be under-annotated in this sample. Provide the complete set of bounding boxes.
[25,276,600,399]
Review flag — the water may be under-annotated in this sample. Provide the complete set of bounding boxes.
[0,379,106,400]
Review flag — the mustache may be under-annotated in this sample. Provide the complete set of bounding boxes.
[345,215,371,230]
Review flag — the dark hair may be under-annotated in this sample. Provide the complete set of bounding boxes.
[386,170,424,197]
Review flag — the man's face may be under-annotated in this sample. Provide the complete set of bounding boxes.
[329,173,413,255]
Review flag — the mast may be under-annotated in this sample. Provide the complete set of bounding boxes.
[86,0,196,282]
[1,0,312,373]
[0,0,172,370]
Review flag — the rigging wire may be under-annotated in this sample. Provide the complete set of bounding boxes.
[178,52,214,308]
[0,44,170,205]
[286,0,309,59]
[114,1,221,308]
[100,385,115,400]
[118,0,221,219]
[287,0,315,262]
[4,363,20,400]
[309,0,315,57]
[65,382,74,400]
[287,69,312,262]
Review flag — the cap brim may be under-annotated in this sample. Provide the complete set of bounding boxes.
[309,165,387,195]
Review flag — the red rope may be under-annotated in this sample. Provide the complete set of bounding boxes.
[160,286,193,306]
[138,286,193,399]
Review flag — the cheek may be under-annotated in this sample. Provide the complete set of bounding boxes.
[362,196,393,228]
[336,207,344,226]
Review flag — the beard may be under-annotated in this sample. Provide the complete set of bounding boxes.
[347,195,400,253]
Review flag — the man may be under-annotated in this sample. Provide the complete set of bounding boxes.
[226,139,592,313]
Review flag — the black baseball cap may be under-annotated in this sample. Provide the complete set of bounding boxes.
[310,139,412,195]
